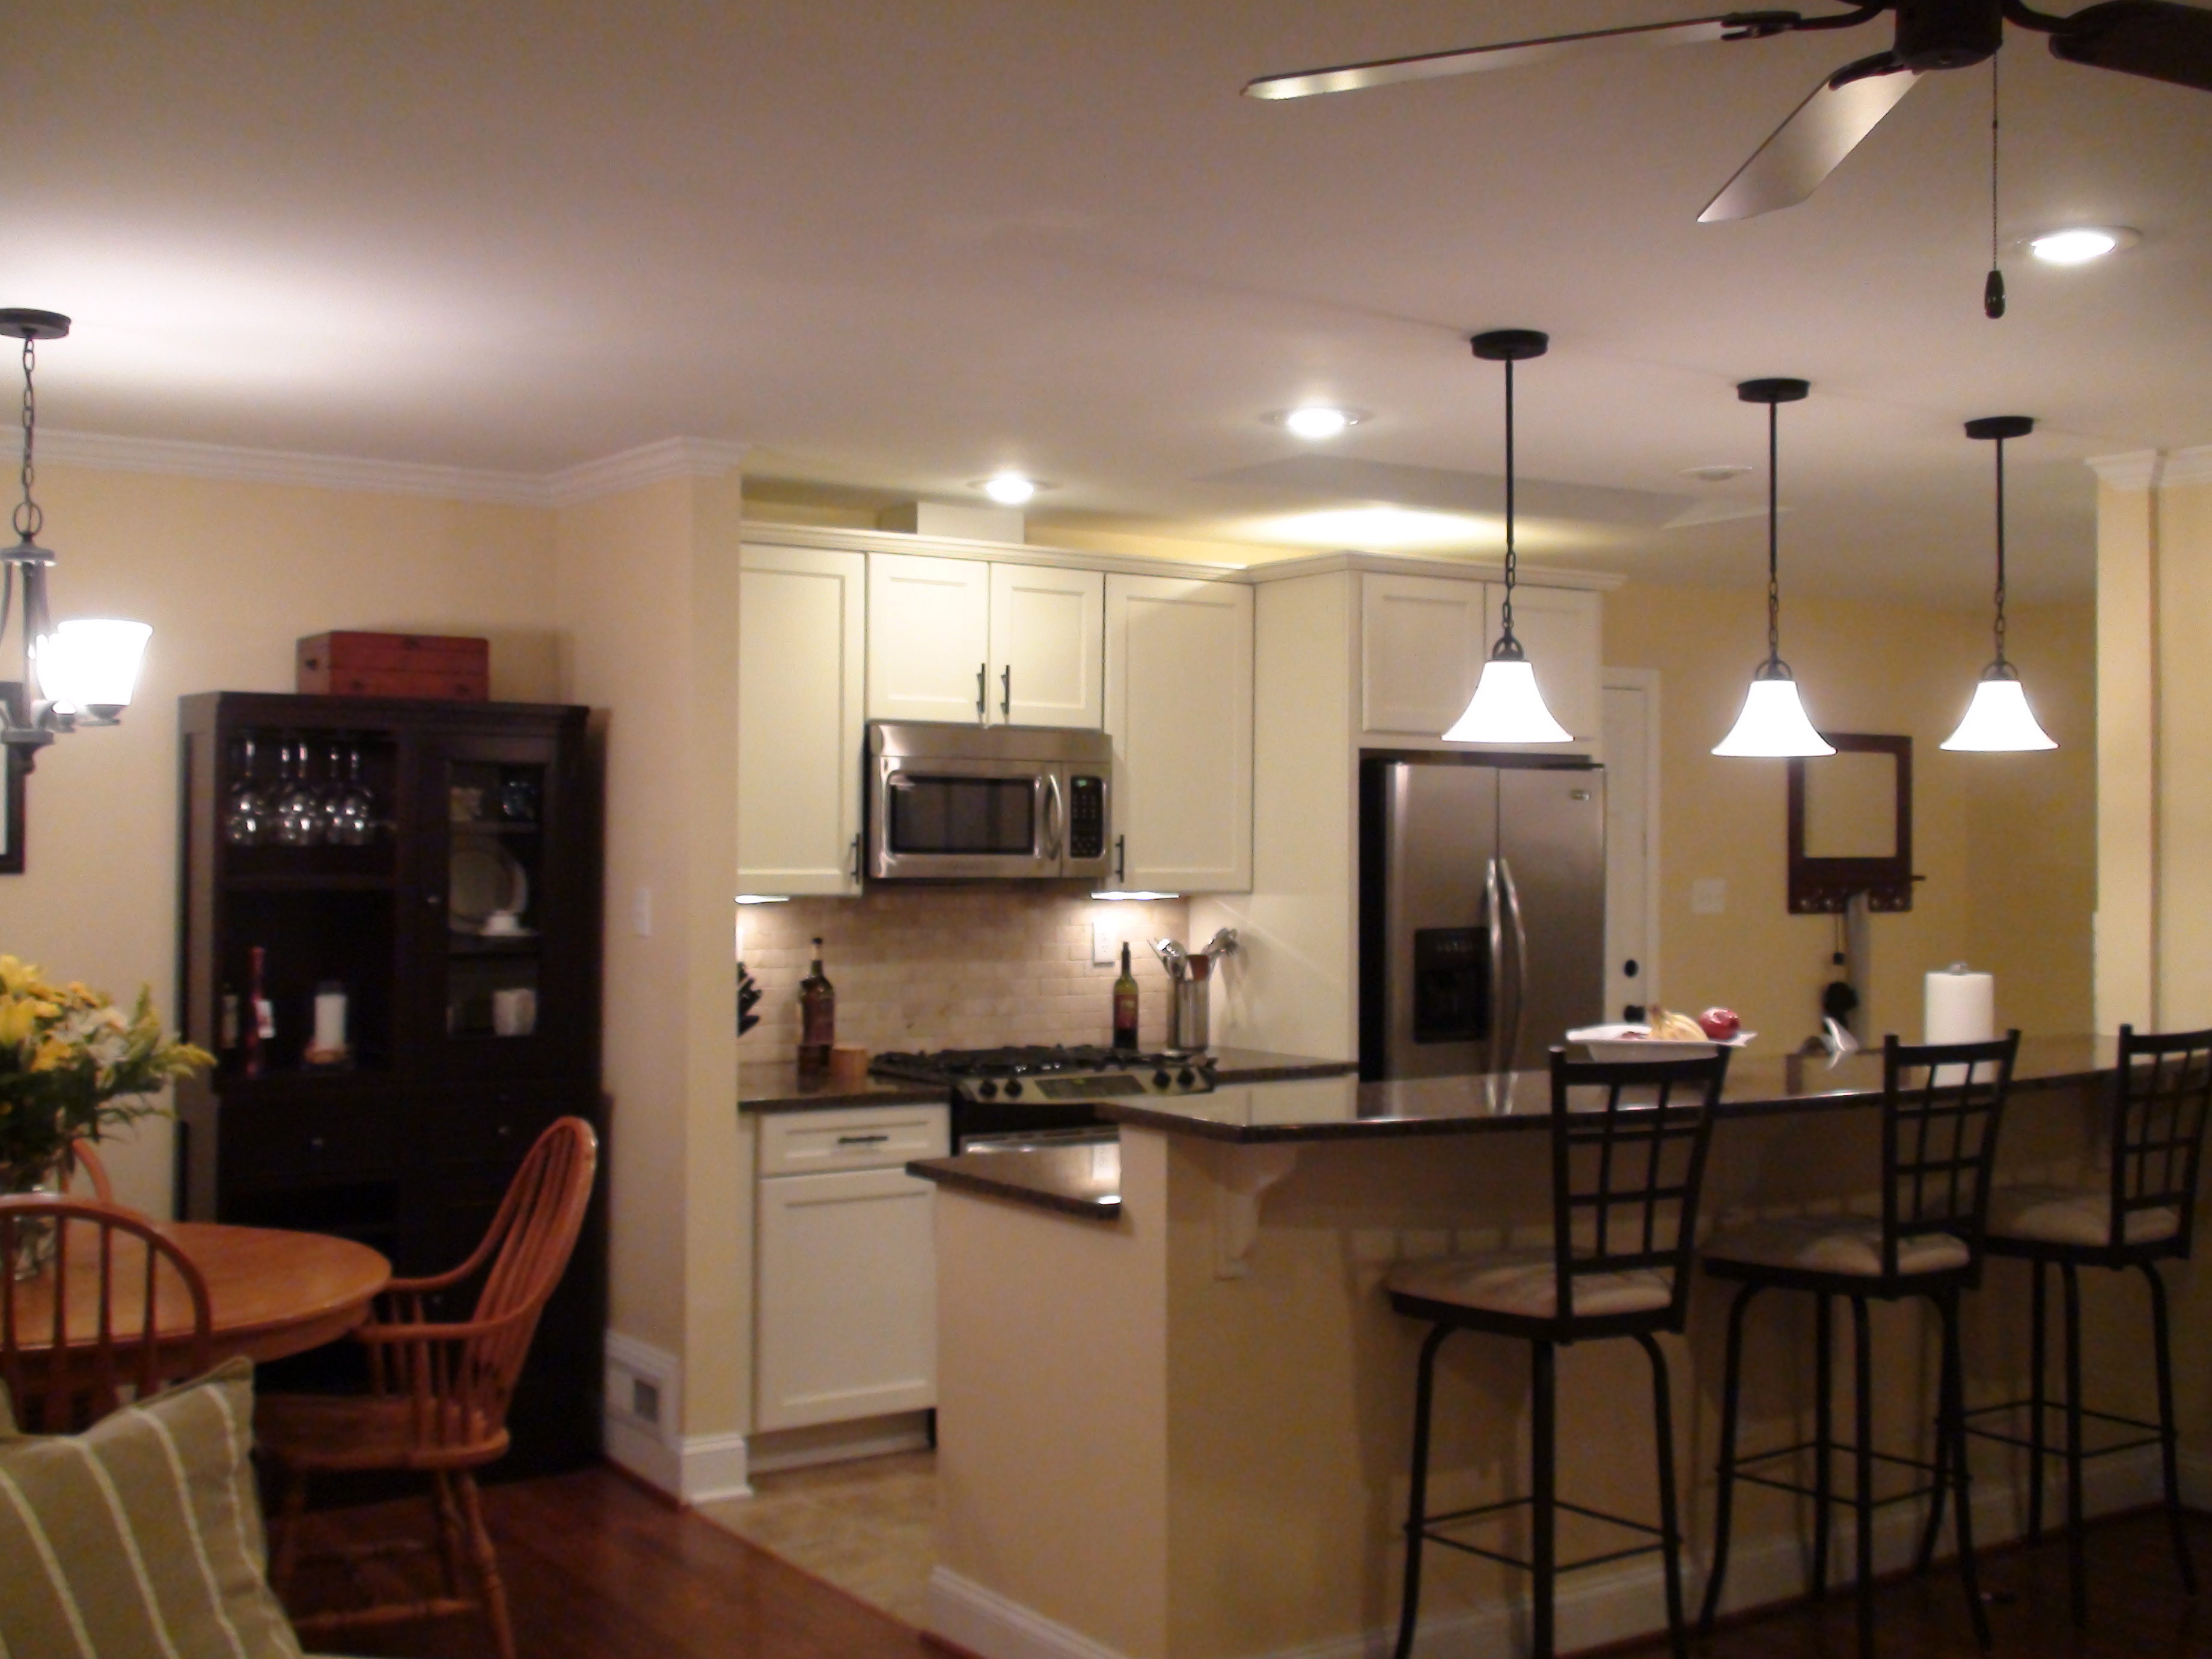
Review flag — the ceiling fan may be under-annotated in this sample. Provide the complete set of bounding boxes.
[1244,1,2212,221]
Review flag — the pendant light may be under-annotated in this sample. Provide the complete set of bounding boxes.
[1712,377,1833,758]
[0,310,151,753]
[1942,415,2056,751]
[1443,329,1572,745]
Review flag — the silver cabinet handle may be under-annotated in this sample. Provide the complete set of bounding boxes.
[1114,834,1126,884]
[1001,664,1012,720]
[976,662,988,723]
[837,1133,890,1146]
[849,832,861,885]
[1043,772,1065,861]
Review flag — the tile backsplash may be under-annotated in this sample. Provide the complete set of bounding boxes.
[736,888,1191,1057]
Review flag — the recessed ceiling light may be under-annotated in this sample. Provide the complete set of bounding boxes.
[974,472,1040,504]
[2024,225,2140,265]
[1269,405,1367,440]
[1678,463,1752,484]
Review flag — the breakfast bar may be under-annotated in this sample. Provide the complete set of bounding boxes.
[912,1039,2142,1659]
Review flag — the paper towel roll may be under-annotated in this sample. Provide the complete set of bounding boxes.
[1925,968,1995,1045]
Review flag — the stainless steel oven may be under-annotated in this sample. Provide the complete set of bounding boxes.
[867,721,1113,881]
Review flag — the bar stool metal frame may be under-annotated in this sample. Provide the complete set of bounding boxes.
[1697,1031,2018,1659]
[1388,1048,1729,1659]
[1964,1022,2212,1625]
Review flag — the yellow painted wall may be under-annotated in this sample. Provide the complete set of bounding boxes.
[0,462,560,1214]
[1606,584,2095,1049]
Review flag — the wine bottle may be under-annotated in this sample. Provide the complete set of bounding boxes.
[1113,943,1140,1051]
[245,946,273,1078]
[797,938,835,1080]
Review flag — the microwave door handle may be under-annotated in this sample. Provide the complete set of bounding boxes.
[1043,771,1065,863]
[1499,855,1529,1072]
[1486,858,1504,1077]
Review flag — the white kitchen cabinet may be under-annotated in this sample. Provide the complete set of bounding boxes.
[1361,572,1488,737]
[754,1102,949,1433]
[1358,571,1603,748]
[989,562,1104,727]
[867,552,1105,728]
[867,552,993,724]
[1485,582,1602,743]
[738,545,866,895]
[1105,573,1253,893]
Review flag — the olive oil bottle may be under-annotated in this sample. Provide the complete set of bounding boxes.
[797,938,836,1080]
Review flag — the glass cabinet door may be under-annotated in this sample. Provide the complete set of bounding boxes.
[417,729,587,1076]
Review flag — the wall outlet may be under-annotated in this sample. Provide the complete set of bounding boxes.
[1691,878,1728,916]
[1092,920,1117,966]
[631,1376,661,1426]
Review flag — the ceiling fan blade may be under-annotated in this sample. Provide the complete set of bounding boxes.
[1697,64,1920,221]
[2049,0,2212,92]
[1243,13,1806,101]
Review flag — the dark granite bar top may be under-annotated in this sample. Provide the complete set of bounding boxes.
[908,1143,1122,1221]
[1097,1035,2116,1144]
[741,1046,1354,1113]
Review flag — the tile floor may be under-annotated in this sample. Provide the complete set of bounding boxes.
[695,1450,938,1627]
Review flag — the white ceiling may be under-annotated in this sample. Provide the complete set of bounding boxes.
[6,1,2210,603]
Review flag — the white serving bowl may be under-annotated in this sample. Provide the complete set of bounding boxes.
[1565,1024,1757,1063]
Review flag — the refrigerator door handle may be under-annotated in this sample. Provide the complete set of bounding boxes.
[1499,855,1529,1070]
[1486,857,1506,1074]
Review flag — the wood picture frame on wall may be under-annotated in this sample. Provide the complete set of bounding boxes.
[1787,732,1914,912]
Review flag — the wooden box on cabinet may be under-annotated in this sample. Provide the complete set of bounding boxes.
[173,691,604,1476]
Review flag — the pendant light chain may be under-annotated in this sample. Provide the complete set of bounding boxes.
[1992,433,2008,667]
[13,334,40,544]
[1765,399,1781,668]
[1500,355,1518,652]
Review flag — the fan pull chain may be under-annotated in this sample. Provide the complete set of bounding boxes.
[1984,54,2006,320]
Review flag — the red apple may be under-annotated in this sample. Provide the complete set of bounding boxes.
[1698,1007,1742,1040]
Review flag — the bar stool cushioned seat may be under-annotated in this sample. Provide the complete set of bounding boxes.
[1966,1023,2212,1627]
[1387,1048,1728,1659]
[1698,1032,2018,1659]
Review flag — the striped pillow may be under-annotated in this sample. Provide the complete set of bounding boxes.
[0,1357,304,1659]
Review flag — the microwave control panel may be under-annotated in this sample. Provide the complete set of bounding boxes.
[1068,774,1106,860]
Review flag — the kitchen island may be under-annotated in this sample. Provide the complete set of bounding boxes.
[912,1039,2147,1659]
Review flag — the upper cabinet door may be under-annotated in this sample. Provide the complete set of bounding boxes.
[1105,574,1254,894]
[1485,583,1602,744]
[989,563,1104,729]
[739,545,866,896]
[1361,573,1488,737]
[867,554,991,724]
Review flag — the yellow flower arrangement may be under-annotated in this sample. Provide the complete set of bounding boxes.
[0,954,213,1187]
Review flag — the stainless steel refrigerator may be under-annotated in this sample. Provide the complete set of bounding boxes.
[1360,756,1607,1080]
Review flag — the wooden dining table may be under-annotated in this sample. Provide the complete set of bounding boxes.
[9,1220,392,1370]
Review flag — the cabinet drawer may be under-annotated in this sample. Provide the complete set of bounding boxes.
[758,1103,949,1176]
[425,1088,572,1167]
[221,1099,398,1191]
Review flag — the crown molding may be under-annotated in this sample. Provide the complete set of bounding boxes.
[22,429,747,509]
[2161,444,2212,488]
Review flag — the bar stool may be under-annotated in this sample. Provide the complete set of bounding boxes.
[1966,1022,2212,1625]
[1387,1048,1729,1659]
[1697,1031,2018,1659]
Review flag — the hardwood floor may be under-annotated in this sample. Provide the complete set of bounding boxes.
[288,1465,2211,1659]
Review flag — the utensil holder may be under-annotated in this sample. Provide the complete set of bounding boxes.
[1170,979,1209,1052]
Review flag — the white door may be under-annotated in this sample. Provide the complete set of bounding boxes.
[1485,584,1604,745]
[1602,673,1660,1022]
[755,1166,938,1431]
[990,563,1104,728]
[1105,574,1254,893]
[867,553,991,724]
[1361,572,1488,737]
[738,545,866,896]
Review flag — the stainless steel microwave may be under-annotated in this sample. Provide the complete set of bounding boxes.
[867,721,1113,881]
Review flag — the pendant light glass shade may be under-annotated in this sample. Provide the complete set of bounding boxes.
[1942,665,2055,751]
[1713,666,1835,757]
[33,619,151,720]
[1444,655,1573,744]
[1943,415,2056,753]
[1444,329,1571,745]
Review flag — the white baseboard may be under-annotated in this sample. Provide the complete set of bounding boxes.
[925,1447,2174,1659]
[599,1329,754,1503]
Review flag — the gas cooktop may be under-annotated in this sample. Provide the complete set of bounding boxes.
[870,1044,1215,1102]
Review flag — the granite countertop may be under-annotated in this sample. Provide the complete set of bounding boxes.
[1095,1034,2116,1144]
[740,1046,1356,1113]
[908,1142,1122,1221]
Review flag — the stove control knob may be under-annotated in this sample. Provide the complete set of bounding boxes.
[1004,1080,1024,1099]
[977,1080,999,1099]
[1177,1068,1196,1087]
[1152,1069,1172,1088]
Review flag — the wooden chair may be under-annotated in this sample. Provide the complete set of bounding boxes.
[256,1116,597,1659]
[0,1194,215,1432]
[62,1137,116,1203]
